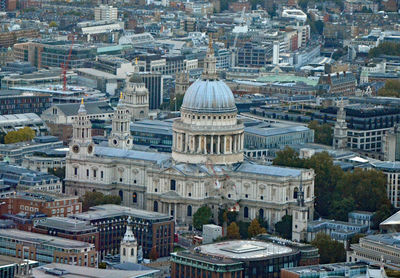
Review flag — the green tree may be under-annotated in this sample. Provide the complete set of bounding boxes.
[193,206,212,231]
[98,262,107,269]
[378,80,400,98]
[4,127,35,144]
[227,222,240,239]
[170,93,184,111]
[48,167,66,179]
[369,42,400,58]
[311,233,346,263]
[273,147,303,168]
[308,121,333,146]
[238,221,250,239]
[350,233,365,244]
[372,204,392,230]
[248,218,267,238]
[329,197,356,221]
[81,191,121,211]
[275,215,292,239]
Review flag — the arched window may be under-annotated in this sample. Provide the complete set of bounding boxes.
[131,249,134,256]
[154,201,158,212]
[170,180,176,191]
[244,207,249,218]
[187,205,192,217]
[119,190,123,201]
[123,248,126,256]
[259,209,264,219]
[132,192,137,203]
[294,187,299,199]
[306,186,310,198]
[74,190,78,196]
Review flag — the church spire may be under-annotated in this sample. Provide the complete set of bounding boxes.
[202,35,217,80]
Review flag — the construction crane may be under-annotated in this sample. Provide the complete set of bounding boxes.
[60,34,75,91]
[231,7,246,67]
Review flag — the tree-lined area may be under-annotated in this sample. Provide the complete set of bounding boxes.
[273,147,393,228]
[4,127,35,144]
[378,80,400,98]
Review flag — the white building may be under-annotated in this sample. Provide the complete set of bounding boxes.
[64,41,315,229]
[120,217,138,264]
[202,224,222,244]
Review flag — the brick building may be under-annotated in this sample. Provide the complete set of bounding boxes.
[318,71,357,95]
[0,191,82,218]
[71,204,174,260]
[32,217,100,251]
[0,29,39,48]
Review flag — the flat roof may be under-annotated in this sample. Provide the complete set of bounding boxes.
[35,217,96,232]
[199,240,294,261]
[236,163,303,177]
[73,204,171,221]
[32,263,159,278]
[0,229,93,249]
[245,125,310,137]
[283,262,369,274]
[94,146,170,164]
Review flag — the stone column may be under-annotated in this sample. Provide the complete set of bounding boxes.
[172,132,176,150]
[185,133,189,152]
[211,136,214,154]
[204,136,207,154]
[217,136,221,154]
[174,203,177,222]
[233,135,237,153]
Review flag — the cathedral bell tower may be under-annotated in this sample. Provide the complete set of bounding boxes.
[109,93,133,150]
[120,216,138,264]
[69,99,94,158]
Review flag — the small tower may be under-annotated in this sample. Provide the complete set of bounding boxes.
[120,216,138,264]
[109,93,133,150]
[122,73,149,120]
[175,71,189,96]
[69,99,94,158]
[333,98,348,150]
[292,173,308,242]
[202,37,218,80]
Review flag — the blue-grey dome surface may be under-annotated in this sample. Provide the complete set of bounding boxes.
[181,79,237,113]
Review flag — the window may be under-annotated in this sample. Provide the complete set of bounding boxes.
[74,167,78,175]
[244,207,249,218]
[119,190,123,201]
[259,209,264,219]
[86,169,89,177]
[294,187,299,199]
[131,249,134,256]
[170,179,176,191]
[187,205,192,217]
[100,171,104,179]
[154,201,158,212]
[123,248,126,256]
[93,170,97,178]
[132,192,137,203]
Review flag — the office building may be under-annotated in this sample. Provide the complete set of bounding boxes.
[347,233,400,270]
[0,91,51,115]
[71,204,174,260]
[318,72,357,95]
[32,217,100,251]
[0,191,82,218]
[22,148,66,173]
[0,229,97,267]
[140,72,163,110]
[383,124,400,162]
[0,163,62,193]
[131,120,173,152]
[0,255,38,278]
[372,162,400,208]
[172,240,302,278]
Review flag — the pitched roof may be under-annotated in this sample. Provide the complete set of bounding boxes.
[55,101,114,116]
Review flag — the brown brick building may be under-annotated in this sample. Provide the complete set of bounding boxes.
[0,29,39,48]
[0,191,82,218]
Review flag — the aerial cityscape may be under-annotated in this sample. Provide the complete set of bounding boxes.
[0,0,399,277]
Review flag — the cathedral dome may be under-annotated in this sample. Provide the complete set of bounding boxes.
[181,79,237,114]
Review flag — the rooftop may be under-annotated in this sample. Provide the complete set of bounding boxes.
[245,125,310,137]
[0,229,94,249]
[35,217,96,232]
[94,146,170,164]
[32,263,159,278]
[198,240,295,261]
[72,204,171,222]
[282,262,370,275]
[54,101,114,116]
[364,233,400,248]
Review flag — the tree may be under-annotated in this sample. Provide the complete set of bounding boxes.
[372,204,392,230]
[4,127,35,144]
[275,215,292,239]
[311,233,346,264]
[169,93,184,111]
[227,222,240,239]
[149,246,159,261]
[81,191,121,211]
[193,206,212,231]
[98,262,107,269]
[273,147,303,168]
[49,21,58,28]
[238,221,250,239]
[369,42,400,58]
[48,167,66,179]
[350,233,365,244]
[248,219,267,238]
[308,121,333,146]
[378,80,400,98]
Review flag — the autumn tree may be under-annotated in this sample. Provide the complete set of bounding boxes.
[378,80,400,98]
[311,233,346,263]
[273,147,303,168]
[308,120,333,146]
[248,219,267,238]
[193,206,212,231]
[4,127,35,144]
[227,222,240,239]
